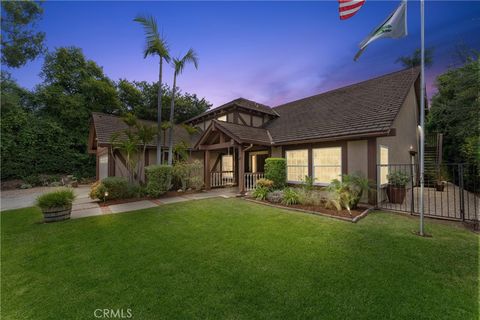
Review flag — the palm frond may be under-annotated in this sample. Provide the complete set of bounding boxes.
[174,48,199,75]
[134,15,170,61]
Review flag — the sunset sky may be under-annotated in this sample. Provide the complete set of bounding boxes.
[7,1,480,108]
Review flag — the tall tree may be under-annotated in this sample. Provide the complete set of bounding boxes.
[396,48,434,68]
[1,0,46,68]
[134,15,170,165]
[426,54,479,189]
[167,49,199,165]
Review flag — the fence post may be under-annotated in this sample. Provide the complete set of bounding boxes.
[459,164,465,221]
[410,163,415,214]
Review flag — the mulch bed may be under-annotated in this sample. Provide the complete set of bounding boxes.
[98,189,203,207]
[245,197,371,222]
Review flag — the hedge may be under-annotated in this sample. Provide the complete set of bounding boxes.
[264,158,287,189]
[90,177,136,201]
[145,165,173,197]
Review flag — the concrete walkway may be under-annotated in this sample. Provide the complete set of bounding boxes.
[71,187,238,219]
[1,185,239,219]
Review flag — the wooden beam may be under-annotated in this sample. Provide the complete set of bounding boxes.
[198,141,235,150]
[367,138,377,205]
[238,146,245,195]
[204,150,211,190]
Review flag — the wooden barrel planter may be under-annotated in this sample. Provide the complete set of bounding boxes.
[41,204,72,223]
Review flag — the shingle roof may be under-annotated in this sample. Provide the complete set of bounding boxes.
[92,112,201,148]
[265,67,420,143]
[187,97,277,123]
[213,120,272,145]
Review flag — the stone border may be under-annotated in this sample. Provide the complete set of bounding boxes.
[244,198,371,223]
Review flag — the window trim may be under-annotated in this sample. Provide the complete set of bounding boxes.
[285,149,309,183]
[312,147,342,186]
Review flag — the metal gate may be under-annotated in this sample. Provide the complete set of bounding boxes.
[376,163,479,223]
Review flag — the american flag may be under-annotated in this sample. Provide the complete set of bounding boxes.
[339,0,366,20]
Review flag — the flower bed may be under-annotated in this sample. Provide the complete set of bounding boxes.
[245,197,371,222]
[248,173,373,222]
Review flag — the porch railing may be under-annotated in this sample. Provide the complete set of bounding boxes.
[245,172,264,191]
[211,171,235,187]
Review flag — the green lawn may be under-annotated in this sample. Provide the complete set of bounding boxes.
[1,198,478,319]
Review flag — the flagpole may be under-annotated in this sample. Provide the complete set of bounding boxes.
[419,0,425,236]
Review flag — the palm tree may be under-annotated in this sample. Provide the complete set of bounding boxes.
[134,15,170,165]
[167,48,198,165]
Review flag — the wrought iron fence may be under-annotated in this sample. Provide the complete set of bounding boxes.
[376,163,479,223]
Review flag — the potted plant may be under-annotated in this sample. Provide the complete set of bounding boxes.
[386,171,410,204]
[36,188,76,223]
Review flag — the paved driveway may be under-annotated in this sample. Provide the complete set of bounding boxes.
[1,186,92,211]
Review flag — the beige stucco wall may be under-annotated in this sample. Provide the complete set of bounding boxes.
[270,146,283,158]
[377,85,419,165]
[347,140,368,176]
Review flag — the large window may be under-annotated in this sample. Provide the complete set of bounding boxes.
[379,146,389,185]
[313,147,342,184]
[286,149,308,183]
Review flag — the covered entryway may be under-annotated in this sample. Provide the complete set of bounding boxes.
[195,120,272,194]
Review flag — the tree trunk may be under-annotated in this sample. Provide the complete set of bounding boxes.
[156,58,163,165]
[167,74,177,165]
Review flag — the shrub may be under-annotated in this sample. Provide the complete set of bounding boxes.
[172,162,190,191]
[264,158,287,189]
[302,175,315,192]
[252,186,269,200]
[266,190,283,203]
[297,189,326,206]
[282,188,299,205]
[23,175,41,187]
[256,178,274,189]
[387,171,410,187]
[37,188,75,209]
[89,177,133,201]
[326,173,371,214]
[145,165,172,197]
[172,160,203,191]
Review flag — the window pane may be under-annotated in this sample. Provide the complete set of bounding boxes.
[287,166,308,182]
[312,147,342,184]
[313,147,341,166]
[314,166,341,184]
[286,150,308,166]
[286,150,308,182]
[380,146,389,184]
[222,155,233,178]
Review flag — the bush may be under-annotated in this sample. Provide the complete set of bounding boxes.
[256,178,274,189]
[172,160,203,191]
[302,175,315,191]
[172,162,190,191]
[282,188,299,205]
[37,188,75,209]
[89,177,133,201]
[264,158,287,189]
[297,189,326,206]
[266,190,283,203]
[326,173,371,214]
[387,171,410,187]
[145,165,172,197]
[252,186,269,200]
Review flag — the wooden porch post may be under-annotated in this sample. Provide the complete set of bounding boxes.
[238,145,245,195]
[204,150,211,190]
